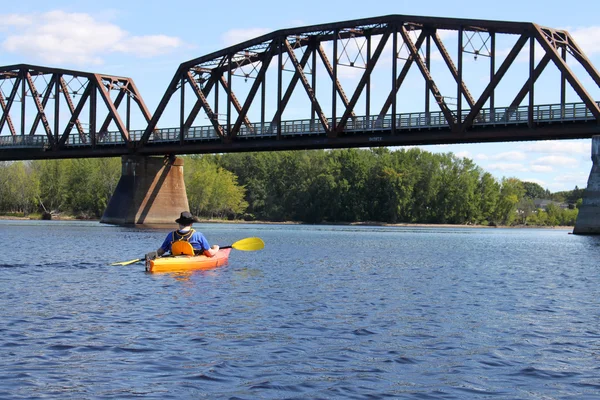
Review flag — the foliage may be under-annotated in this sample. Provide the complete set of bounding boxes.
[0,161,39,214]
[523,181,551,199]
[217,149,576,226]
[0,150,587,227]
[184,156,248,219]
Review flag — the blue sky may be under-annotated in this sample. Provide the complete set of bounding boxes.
[1,0,599,192]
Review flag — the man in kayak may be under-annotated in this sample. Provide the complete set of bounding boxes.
[146,211,219,260]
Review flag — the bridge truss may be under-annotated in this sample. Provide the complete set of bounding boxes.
[139,14,600,155]
[1,15,600,160]
[0,64,151,159]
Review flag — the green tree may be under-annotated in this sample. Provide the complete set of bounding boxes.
[32,159,73,214]
[523,181,549,199]
[477,172,500,225]
[494,178,525,225]
[516,197,536,224]
[185,156,248,218]
[0,161,40,214]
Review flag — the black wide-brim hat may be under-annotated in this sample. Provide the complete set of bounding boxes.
[175,211,199,225]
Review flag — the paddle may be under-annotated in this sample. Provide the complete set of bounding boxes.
[221,237,264,251]
[110,237,264,266]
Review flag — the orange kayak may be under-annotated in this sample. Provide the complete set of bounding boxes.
[145,248,231,273]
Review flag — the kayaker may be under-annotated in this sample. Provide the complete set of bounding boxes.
[146,211,219,260]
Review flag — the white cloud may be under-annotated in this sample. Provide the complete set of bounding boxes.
[552,173,589,191]
[113,35,184,58]
[569,26,600,56]
[486,163,528,172]
[491,151,527,161]
[454,151,471,159]
[221,28,271,47]
[474,151,526,162]
[522,178,547,187]
[519,140,590,155]
[0,11,184,65]
[530,165,554,173]
[532,155,578,167]
[554,173,587,183]
[0,13,32,29]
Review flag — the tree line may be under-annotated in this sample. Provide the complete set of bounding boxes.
[0,148,582,226]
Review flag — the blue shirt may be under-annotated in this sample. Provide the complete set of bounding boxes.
[160,229,211,254]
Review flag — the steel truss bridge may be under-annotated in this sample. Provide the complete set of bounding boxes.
[1,14,599,161]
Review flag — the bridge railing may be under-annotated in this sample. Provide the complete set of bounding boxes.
[1,101,599,149]
[0,135,48,148]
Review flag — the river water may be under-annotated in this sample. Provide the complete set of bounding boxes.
[0,220,599,399]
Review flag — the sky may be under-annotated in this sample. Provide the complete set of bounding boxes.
[1,0,599,192]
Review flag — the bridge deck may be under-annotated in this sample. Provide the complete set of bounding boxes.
[0,101,598,154]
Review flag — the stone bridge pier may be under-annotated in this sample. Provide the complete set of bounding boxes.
[100,155,189,226]
[574,135,600,234]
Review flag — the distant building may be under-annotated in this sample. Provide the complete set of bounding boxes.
[533,198,569,210]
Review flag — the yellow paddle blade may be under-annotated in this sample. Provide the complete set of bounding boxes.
[110,258,144,266]
[230,237,265,251]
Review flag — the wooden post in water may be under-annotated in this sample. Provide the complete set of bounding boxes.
[100,155,189,226]
[574,136,600,234]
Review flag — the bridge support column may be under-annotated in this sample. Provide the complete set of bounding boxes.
[100,155,189,226]
[574,136,600,234]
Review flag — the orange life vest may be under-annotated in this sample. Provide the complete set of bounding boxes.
[170,229,196,256]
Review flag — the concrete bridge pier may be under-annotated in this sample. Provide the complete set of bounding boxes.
[100,155,189,226]
[574,136,600,234]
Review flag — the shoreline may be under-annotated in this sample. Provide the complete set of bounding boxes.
[0,215,574,230]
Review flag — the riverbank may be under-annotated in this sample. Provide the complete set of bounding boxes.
[0,214,573,230]
[210,220,574,230]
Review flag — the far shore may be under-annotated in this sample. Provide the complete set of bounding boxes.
[0,214,574,230]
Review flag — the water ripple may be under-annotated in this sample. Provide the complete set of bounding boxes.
[0,222,598,399]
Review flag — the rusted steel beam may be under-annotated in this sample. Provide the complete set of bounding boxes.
[54,75,60,144]
[0,73,20,136]
[507,53,551,114]
[230,44,276,138]
[317,44,356,121]
[93,74,131,143]
[99,89,126,134]
[179,15,535,71]
[432,31,475,108]
[127,123,600,158]
[377,30,427,121]
[59,83,92,146]
[391,25,397,133]
[462,34,529,130]
[29,74,57,144]
[528,38,535,128]
[337,32,390,132]
[184,76,217,132]
[270,40,317,133]
[534,26,600,120]
[58,77,86,140]
[187,71,225,138]
[365,35,371,120]
[0,84,17,136]
[563,32,600,88]
[218,75,254,134]
[125,80,153,125]
[332,31,338,133]
[283,39,330,134]
[89,82,97,147]
[25,72,53,139]
[399,26,456,129]
[490,33,496,112]
[537,28,600,89]
[142,65,185,143]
